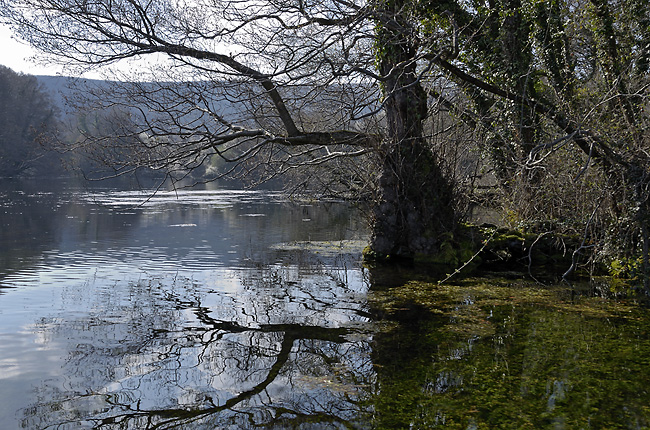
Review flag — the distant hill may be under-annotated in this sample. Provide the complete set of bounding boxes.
[31,75,247,185]
[36,75,113,116]
[35,75,71,108]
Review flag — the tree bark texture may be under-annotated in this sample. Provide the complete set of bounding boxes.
[370,1,456,259]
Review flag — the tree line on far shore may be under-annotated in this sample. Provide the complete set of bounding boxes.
[0,65,61,177]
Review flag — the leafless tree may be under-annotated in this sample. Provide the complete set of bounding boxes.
[1,0,462,260]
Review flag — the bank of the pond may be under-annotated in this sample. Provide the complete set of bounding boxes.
[365,224,644,290]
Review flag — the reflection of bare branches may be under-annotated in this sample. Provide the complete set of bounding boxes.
[20,269,373,430]
[114,320,351,429]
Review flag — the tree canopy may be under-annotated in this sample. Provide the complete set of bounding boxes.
[419,0,650,279]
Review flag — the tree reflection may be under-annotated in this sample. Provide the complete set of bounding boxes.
[20,261,374,429]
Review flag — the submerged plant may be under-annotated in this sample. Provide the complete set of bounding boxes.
[368,279,650,429]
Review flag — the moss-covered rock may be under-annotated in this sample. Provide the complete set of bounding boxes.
[364,224,595,280]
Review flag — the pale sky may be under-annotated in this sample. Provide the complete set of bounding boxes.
[0,24,66,76]
[0,23,191,80]
[0,24,127,79]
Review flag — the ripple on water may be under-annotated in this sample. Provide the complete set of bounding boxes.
[0,185,372,430]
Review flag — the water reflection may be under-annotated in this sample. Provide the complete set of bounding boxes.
[0,181,365,281]
[367,277,650,429]
[0,181,372,429]
[5,181,650,429]
[19,269,374,429]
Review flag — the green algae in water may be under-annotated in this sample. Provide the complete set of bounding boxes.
[368,279,650,429]
[270,240,368,256]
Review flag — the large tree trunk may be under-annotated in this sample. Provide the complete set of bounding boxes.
[369,2,456,260]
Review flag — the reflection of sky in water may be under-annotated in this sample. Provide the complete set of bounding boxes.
[0,185,372,429]
[76,188,286,208]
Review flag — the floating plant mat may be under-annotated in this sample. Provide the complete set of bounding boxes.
[367,278,650,429]
[270,240,367,256]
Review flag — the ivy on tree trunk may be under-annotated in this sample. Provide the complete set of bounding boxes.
[370,0,456,260]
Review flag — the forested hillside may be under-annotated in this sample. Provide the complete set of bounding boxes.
[0,66,62,177]
[1,73,199,182]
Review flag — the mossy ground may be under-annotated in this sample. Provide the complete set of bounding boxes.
[364,224,604,283]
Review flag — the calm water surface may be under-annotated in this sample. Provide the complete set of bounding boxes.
[2,180,650,430]
[0,180,371,429]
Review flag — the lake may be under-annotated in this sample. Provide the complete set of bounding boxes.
[1,180,650,429]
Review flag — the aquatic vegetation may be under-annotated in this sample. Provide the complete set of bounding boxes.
[368,279,650,429]
[271,240,367,257]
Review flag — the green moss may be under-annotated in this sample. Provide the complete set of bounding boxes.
[424,240,458,266]
[363,224,620,281]
[459,240,478,262]
[608,256,649,290]
[369,278,650,429]
[363,245,391,263]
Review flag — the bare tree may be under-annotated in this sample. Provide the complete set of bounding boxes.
[0,0,462,260]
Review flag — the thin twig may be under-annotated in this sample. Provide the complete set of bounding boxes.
[562,198,603,283]
[528,231,551,284]
[439,229,496,284]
